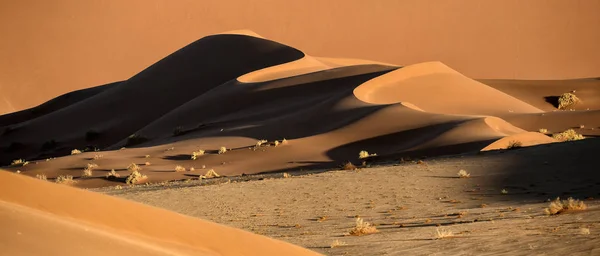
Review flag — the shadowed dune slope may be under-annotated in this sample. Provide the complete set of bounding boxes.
[0,171,322,256]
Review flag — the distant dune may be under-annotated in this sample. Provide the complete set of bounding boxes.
[1,1,600,113]
[1,31,598,189]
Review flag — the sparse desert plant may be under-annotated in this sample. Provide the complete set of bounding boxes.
[190,167,195,172]
[539,128,548,134]
[82,168,93,177]
[145,162,151,166]
[506,140,522,149]
[204,169,220,178]
[218,147,227,154]
[127,163,142,172]
[106,169,120,179]
[256,139,268,147]
[175,165,186,172]
[283,172,291,178]
[330,239,347,248]
[87,163,99,169]
[274,140,280,147]
[457,169,470,178]
[85,130,101,141]
[580,228,591,235]
[126,134,148,146]
[191,150,205,160]
[15,170,21,174]
[93,154,104,160]
[435,228,454,239]
[36,174,47,181]
[501,189,508,194]
[11,159,29,167]
[358,150,377,159]
[71,149,82,155]
[125,170,147,185]
[544,197,587,215]
[281,138,288,145]
[557,92,581,110]
[348,217,378,236]
[55,175,76,184]
[341,161,357,170]
[552,129,584,142]
[145,154,151,158]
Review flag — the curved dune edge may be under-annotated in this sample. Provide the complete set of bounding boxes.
[481,132,558,151]
[313,57,398,68]
[0,172,322,256]
[237,55,331,83]
[215,29,265,38]
[353,61,543,115]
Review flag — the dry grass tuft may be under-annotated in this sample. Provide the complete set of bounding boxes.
[127,163,142,172]
[558,92,581,110]
[175,165,186,172]
[358,150,377,159]
[106,169,120,179]
[191,150,205,160]
[36,174,47,181]
[341,161,357,170]
[552,129,584,142]
[145,162,151,166]
[539,128,548,134]
[435,228,454,239]
[93,154,104,160]
[274,140,280,147]
[281,138,288,145]
[457,169,470,178]
[544,197,587,215]
[218,147,227,154]
[506,140,522,149]
[256,140,268,147]
[283,172,291,178]
[71,149,83,155]
[82,168,93,177]
[330,239,347,248]
[348,217,378,236]
[125,170,147,185]
[580,228,591,235]
[11,159,29,167]
[204,169,220,178]
[55,175,76,184]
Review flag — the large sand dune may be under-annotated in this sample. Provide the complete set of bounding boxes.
[2,1,600,114]
[1,32,599,189]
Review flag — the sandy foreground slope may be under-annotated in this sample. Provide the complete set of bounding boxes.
[104,138,600,256]
[1,1,600,114]
[1,31,599,189]
[0,171,322,256]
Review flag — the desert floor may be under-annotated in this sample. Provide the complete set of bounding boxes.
[99,138,600,256]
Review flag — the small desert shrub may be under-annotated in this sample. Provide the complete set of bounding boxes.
[36,174,47,181]
[93,154,104,160]
[506,140,522,149]
[281,138,288,145]
[11,159,29,167]
[126,134,148,146]
[501,189,508,194]
[538,128,548,134]
[145,155,151,158]
[82,168,93,177]
[274,140,280,147]
[552,129,584,142]
[106,169,120,179]
[204,169,220,178]
[358,150,377,159]
[71,149,82,155]
[218,147,227,154]
[348,218,378,236]
[144,162,151,166]
[330,240,347,248]
[55,175,76,184]
[85,130,101,141]
[283,172,291,178]
[256,140,268,147]
[175,165,186,172]
[127,163,142,172]
[341,162,357,170]
[544,197,587,215]
[457,169,470,178]
[435,228,453,239]
[191,150,205,160]
[557,92,581,110]
[125,170,147,185]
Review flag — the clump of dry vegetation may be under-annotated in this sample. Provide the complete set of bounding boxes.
[274,140,280,147]
[218,147,227,154]
[256,139,268,147]
[506,140,522,149]
[552,129,584,142]
[11,159,29,167]
[348,217,378,236]
[82,163,97,177]
[93,154,104,160]
[341,161,357,170]
[557,92,581,110]
[358,150,377,159]
[204,169,220,178]
[36,174,47,181]
[330,240,347,248]
[127,163,142,172]
[55,175,76,184]
[106,169,120,179]
[457,169,470,178]
[281,138,288,145]
[71,149,82,155]
[191,150,205,160]
[283,172,291,178]
[544,197,587,215]
[539,128,548,134]
[175,165,186,172]
[435,228,454,239]
[125,170,147,185]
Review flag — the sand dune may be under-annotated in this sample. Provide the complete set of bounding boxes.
[1,32,599,190]
[0,171,321,256]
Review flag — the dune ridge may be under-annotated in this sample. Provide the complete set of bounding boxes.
[0,31,598,190]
